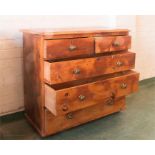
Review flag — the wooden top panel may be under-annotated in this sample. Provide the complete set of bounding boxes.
[21,27,129,39]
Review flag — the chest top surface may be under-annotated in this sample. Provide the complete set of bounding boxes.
[21,27,129,39]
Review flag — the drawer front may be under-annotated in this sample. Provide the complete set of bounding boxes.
[44,38,94,60]
[44,52,135,85]
[95,36,131,53]
[45,97,125,136]
[45,71,139,115]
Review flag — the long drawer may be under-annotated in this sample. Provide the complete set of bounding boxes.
[45,71,139,116]
[44,51,135,85]
[45,97,126,136]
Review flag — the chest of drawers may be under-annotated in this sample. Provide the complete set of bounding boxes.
[22,27,139,137]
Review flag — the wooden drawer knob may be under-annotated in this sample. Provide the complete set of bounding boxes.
[116,61,123,67]
[69,45,77,51]
[66,113,73,119]
[78,95,86,101]
[73,68,81,74]
[120,83,127,89]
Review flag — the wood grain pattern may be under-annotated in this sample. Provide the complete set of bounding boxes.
[95,36,131,53]
[21,27,129,39]
[45,97,126,136]
[45,71,139,115]
[44,38,94,60]
[22,27,139,137]
[44,52,135,85]
[23,33,45,136]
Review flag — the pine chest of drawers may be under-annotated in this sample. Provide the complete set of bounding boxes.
[22,27,139,137]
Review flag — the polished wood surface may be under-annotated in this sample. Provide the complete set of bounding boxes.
[44,52,135,84]
[23,33,45,135]
[44,38,94,60]
[45,71,139,115]
[95,36,131,53]
[21,27,129,39]
[45,97,126,136]
[22,27,139,137]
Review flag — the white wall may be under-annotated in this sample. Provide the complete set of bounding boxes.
[136,16,155,80]
[0,15,116,39]
[116,15,155,80]
[0,15,116,116]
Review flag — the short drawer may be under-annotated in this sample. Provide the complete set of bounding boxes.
[45,71,139,116]
[44,38,94,60]
[95,36,131,53]
[45,97,125,136]
[44,52,135,85]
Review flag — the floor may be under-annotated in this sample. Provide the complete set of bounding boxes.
[0,77,155,140]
